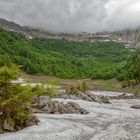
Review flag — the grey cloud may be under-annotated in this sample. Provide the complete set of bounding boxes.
[0,0,140,33]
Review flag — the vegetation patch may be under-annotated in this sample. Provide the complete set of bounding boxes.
[66,82,89,94]
[0,66,38,133]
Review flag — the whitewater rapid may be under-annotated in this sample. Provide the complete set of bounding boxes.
[0,91,140,140]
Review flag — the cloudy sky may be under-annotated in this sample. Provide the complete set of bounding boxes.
[0,0,140,33]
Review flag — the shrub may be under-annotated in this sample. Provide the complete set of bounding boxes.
[67,82,89,94]
[0,66,34,132]
[32,85,57,97]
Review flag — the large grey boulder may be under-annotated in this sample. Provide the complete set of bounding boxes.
[31,96,88,115]
[58,91,110,104]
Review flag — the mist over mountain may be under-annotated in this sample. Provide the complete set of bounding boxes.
[0,0,140,33]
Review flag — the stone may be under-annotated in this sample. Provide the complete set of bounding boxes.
[77,91,93,102]
[30,108,44,113]
[59,91,110,104]
[25,115,39,127]
[3,119,15,132]
[130,105,140,109]
[31,96,89,115]
[67,102,81,110]
[59,106,68,114]
[100,96,110,104]
[107,93,135,100]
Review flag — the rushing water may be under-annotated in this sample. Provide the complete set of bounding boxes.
[0,91,140,140]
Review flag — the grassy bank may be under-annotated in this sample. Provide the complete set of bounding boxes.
[20,72,139,94]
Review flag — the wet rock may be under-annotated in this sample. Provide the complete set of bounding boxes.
[77,91,93,102]
[59,93,80,100]
[109,93,135,100]
[3,115,39,132]
[58,91,110,104]
[3,119,15,132]
[32,96,51,108]
[67,102,81,109]
[86,92,108,104]
[25,115,39,127]
[130,105,140,109]
[31,96,88,115]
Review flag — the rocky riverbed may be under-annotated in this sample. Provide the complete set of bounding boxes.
[0,91,140,140]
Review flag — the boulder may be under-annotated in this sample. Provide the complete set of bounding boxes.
[3,119,15,132]
[77,91,93,102]
[59,91,110,104]
[32,96,51,110]
[100,96,110,104]
[109,93,135,100]
[67,102,81,110]
[130,105,140,109]
[31,96,89,115]
[59,105,68,114]
[59,93,80,100]
[25,115,39,127]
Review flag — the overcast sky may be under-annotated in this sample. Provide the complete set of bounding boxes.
[0,0,140,33]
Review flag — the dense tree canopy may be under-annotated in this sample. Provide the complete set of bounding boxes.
[0,28,132,79]
[118,51,140,85]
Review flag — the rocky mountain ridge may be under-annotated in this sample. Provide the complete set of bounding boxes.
[0,18,140,49]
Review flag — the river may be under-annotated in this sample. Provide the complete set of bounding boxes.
[0,91,140,140]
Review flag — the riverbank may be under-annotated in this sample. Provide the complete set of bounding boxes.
[20,72,140,94]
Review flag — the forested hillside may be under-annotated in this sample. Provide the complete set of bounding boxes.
[0,28,132,79]
[118,51,140,84]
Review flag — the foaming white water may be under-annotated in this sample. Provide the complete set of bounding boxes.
[0,91,140,140]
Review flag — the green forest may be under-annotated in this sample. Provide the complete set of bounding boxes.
[0,27,140,133]
[0,28,134,79]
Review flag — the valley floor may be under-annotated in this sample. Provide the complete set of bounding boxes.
[0,91,140,140]
[21,72,140,94]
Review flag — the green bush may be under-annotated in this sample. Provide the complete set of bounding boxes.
[0,66,33,131]
[32,85,57,97]
[67,82,89,94]
[118,51,140,86]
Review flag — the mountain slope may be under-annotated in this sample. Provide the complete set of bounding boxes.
[1,18,140,48]
[0,18,52,39]
[0,27,132,79]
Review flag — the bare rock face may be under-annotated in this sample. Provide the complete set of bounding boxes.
[58,91,110,104]
[31,96,89,115]
[130,105,140,109]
